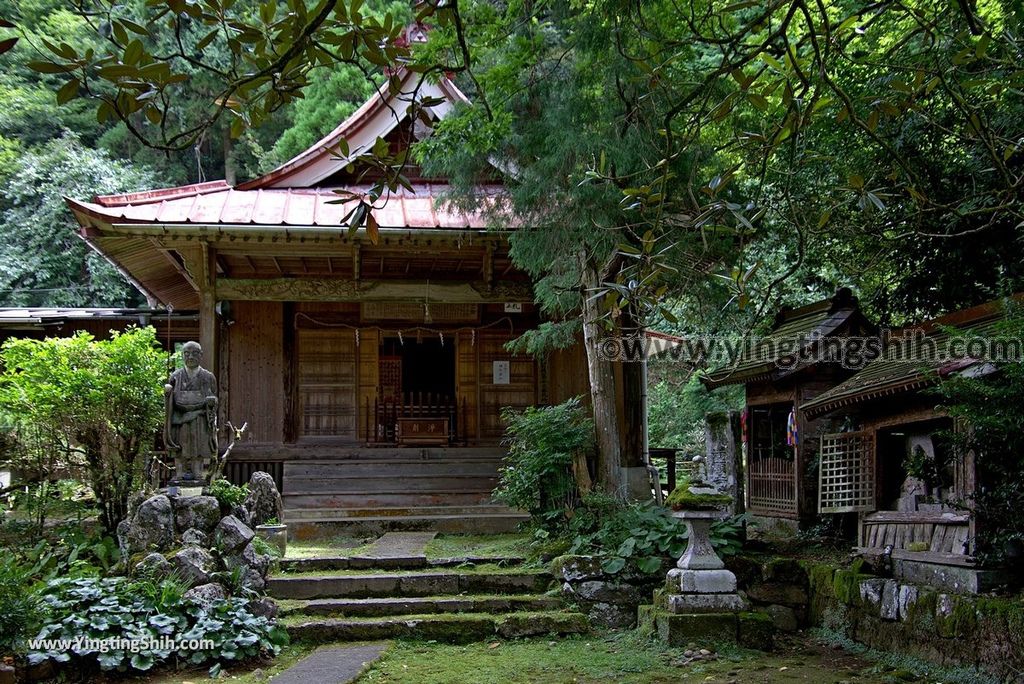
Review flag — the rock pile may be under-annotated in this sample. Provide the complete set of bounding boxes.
[117,471,285,613]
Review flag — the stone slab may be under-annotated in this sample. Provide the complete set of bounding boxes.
[359,531,437,559]
[668,593,748,613]
[892,558,1009,594]
[667,568,737,593]
[655,611,737,646]
[271,643,387,684]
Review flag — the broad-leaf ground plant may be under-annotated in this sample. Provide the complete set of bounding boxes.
[27,576,288,675]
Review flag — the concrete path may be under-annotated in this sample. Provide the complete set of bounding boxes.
[360,531,437,559]
[271,643,387,684]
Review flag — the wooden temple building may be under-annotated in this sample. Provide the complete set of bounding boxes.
[64,69,591,531]
[702,288,874,533]
[707,292,1014,591]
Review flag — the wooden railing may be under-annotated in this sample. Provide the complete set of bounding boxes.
[149,450,284,493]
[224,460,285,493]
[365,393,466,445]
[648,448,699,496]
[748,453,797,516]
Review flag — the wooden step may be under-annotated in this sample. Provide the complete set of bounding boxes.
[284,476,498,494]
[266,447,508,462]
[284,461,503,478]
[268,570,552,600]
[283,611,589,644]
[283,492,497,508]
[281,594,561,618]
[283,504,521,520]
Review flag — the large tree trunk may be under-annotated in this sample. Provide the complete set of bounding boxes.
[578,251,623,496]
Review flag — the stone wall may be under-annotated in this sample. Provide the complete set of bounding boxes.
[725,554,1023,681]
[553,555,664,629]
[807,561,1024,681]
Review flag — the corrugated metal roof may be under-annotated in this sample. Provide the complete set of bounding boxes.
[68,184,502,230]
[0,308,198,323]
[702,289,868,388]
[800,314,1007,416]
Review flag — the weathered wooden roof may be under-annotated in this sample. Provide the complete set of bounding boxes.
[702,288,870,389]
[801,298,1017,416]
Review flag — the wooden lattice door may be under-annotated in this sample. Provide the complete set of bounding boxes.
[818,430,876,513]
[296,329,357,440]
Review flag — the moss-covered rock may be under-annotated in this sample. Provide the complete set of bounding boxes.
[550,555,604,582]
[832,567,875,606]
[935,595,978,638]
[764,558,808,585]
[738,611,775,651]
[665,486,732,511]
[656,612,738,646]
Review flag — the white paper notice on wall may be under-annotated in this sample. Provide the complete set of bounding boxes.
[493,360,511,385]
[504,303,523,313]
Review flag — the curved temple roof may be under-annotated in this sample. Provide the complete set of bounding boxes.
[66,183,500,231]
[63,69,506,309]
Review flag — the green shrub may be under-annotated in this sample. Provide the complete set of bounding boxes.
[568,495,746,574]
[208,478,248,510]
[0,328,168,535]
[27,576,288,674]
[936,306,1024,565]
[495,397,594,528]
[0,557,40,654]
[250,535,282,559]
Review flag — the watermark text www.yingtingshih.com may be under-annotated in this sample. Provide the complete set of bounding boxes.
[596,329,1024,370]
[26,635,216,655]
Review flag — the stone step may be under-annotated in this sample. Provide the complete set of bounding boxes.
[284,475,498,495]
[284,507,529,535]
[281,594,562,618]
[268,570,552,600]
[279,555,527,573]
[283,611,589,644]
[285,461,503,478]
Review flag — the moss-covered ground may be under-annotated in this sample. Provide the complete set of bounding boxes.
[424,533,534,560]
[124,629,997,683]
[284,533,376,559]
[353,632,968,684]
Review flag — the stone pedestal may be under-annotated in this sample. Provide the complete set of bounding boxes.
[665,509,748,614]
[167,477,207,499]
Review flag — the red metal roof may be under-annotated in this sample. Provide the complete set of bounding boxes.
[68,184,503,230]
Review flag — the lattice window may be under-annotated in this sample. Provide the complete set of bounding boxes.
[818,431,876,513]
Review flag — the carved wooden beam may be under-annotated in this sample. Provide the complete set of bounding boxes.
[153,239,198,291]
[215,278,533,303]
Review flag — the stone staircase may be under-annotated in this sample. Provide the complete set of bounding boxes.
[281,448,528,534]
[269,554,589,643]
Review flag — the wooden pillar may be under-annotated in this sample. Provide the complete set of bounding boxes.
[282,301,297,444]
[199,242,218,371]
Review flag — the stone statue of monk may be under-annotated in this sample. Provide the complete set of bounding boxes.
[164,341,218,483]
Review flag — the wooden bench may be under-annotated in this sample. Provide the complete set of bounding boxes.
[860,510,970,555]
